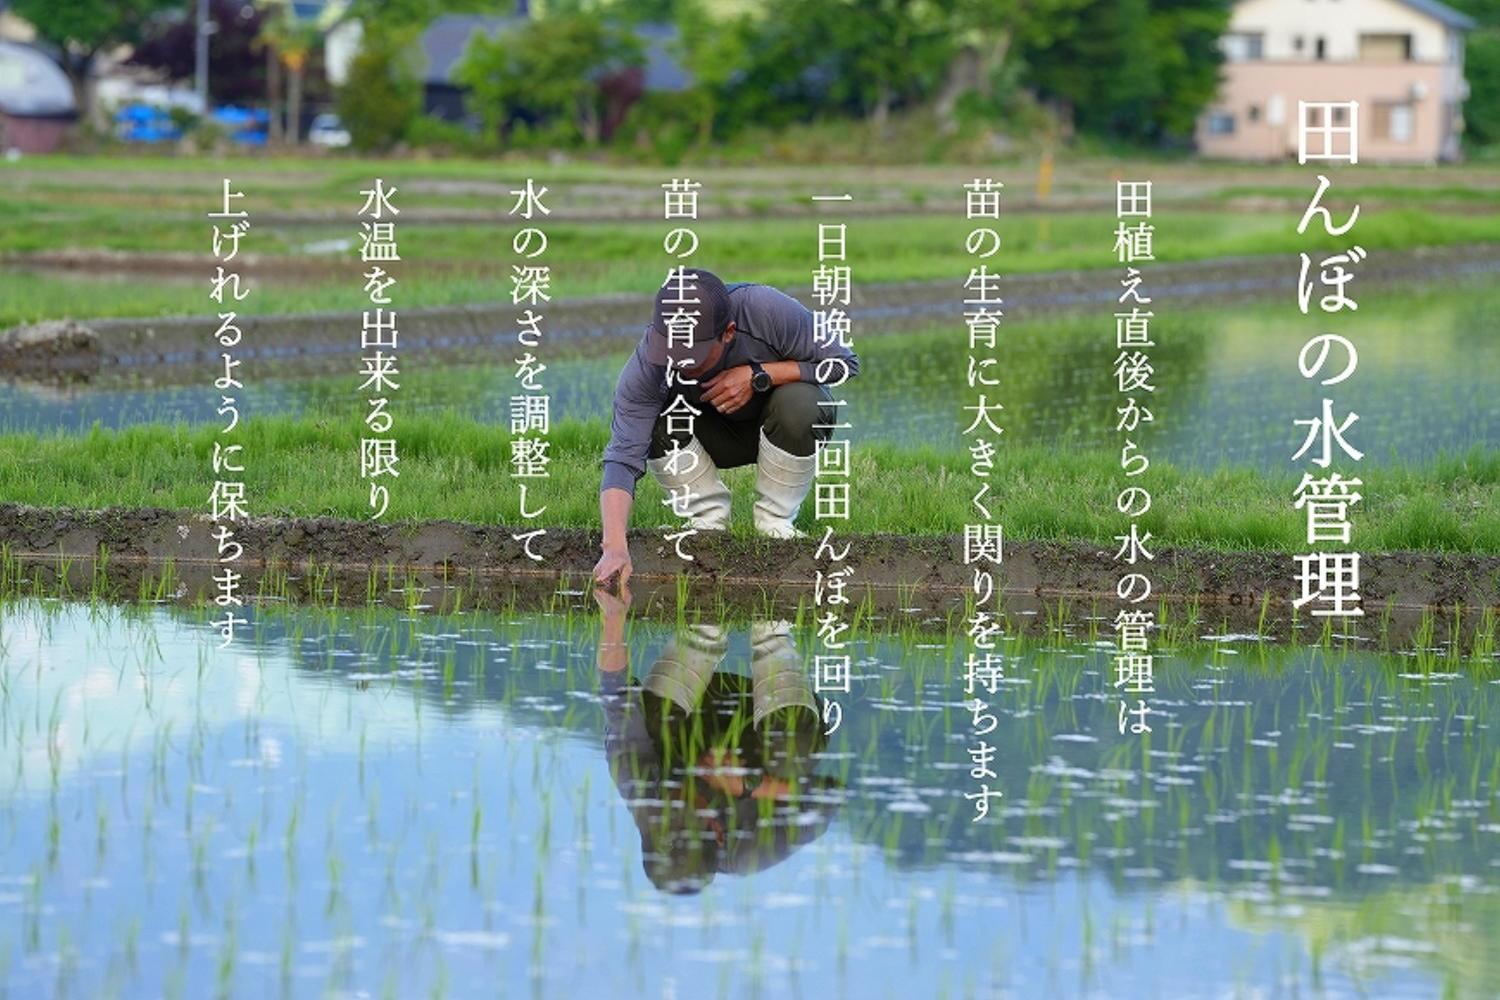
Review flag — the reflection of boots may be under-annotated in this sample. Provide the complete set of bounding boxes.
[647,437,731,530]
[749,619,816,727]
[643,624,728,715]
[752,429,816,539]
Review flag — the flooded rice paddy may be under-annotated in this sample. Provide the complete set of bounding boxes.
[3,279,1496,471]
[1,597,1496,998]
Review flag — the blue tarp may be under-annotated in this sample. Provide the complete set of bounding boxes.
[116,102,270,145]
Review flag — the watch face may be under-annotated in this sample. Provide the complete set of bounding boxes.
[753,370,772,392]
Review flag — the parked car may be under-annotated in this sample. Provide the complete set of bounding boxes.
[308,113,351,148]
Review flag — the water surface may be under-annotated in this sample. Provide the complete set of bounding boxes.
[1,598,1495,997]
[4,279,1495,470]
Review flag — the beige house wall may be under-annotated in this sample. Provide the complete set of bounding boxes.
[1197,60,1454,162]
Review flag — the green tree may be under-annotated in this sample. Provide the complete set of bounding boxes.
[1019,0,1231,144]
[336,26,423,151]
[9,0,182,122]
[542,0,679,19]
[1466,29,1500,146]
[255,2,331,144]
[456,12,644,146]
[671,0,751,145]
[931,0,1090,130]
[721,0,951,130]
[1448,1,1500,149]
[1448,0,1500,27]
[1146,0,1235,140]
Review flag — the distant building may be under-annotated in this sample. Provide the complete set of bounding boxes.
[0,10,35,44]
[0,39,76,153]
[1196,0,1476,163]
[325,19,361,87]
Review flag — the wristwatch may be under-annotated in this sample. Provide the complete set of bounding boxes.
[749,361,773,394]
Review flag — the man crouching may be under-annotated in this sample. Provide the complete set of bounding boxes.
[592,268,860,588]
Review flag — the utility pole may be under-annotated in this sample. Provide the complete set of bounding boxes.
[194,0,211,111]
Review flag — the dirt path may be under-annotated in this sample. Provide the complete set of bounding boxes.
[3,503,1496,649]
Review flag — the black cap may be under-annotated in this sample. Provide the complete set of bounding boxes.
[643,267,731,367]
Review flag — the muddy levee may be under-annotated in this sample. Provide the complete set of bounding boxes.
[2,503,1496,650]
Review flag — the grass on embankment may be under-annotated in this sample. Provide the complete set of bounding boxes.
[3,206,1497,328]
[1,415,1496,554]
[3,147,1499,328]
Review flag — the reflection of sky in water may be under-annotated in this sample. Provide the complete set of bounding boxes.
[2,283,1497,469]
[2,599,1495,998]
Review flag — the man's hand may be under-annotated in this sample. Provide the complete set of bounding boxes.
[597,487,634,591]
[702,365,754,414]
[592,581,632,616]
[593,543,633,592]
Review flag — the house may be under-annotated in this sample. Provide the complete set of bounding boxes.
[420,13,523,124]
[0,39,76,153]
[1196,0,1476,163]
[0,8,33,44]
[418,13,690,137]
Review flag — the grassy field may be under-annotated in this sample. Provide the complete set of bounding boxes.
[2,152,1496,555]
[2,415,1496,552]
[2,152,1499,327]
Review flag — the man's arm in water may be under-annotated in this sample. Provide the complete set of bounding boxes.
[594,585,629,673]
[595,487,634,588]
[595,343,666,588]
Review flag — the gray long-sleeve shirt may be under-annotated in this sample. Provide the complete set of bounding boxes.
[600,281,861,495]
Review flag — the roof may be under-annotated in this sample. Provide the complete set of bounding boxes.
[0,39,75,118]
[420,14,524,85]
[1393,0,1475,30]
[418,13,690,91]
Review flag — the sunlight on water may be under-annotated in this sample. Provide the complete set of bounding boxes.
[1,598,1495,997]
[3,280,1496,470]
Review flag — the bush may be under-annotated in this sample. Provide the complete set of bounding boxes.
[1464,29,1500,149]
[455,12,643,148]
[404,115,491,155]
[613,90,707,163]
[336,26,422,152]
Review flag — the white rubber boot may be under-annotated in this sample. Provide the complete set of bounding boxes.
[749,619,816,726]
[643,623,729,715]
[753,429,816,539]
[647,436,732,530]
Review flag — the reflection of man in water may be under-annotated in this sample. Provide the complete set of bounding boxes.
[594,589,841,895]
